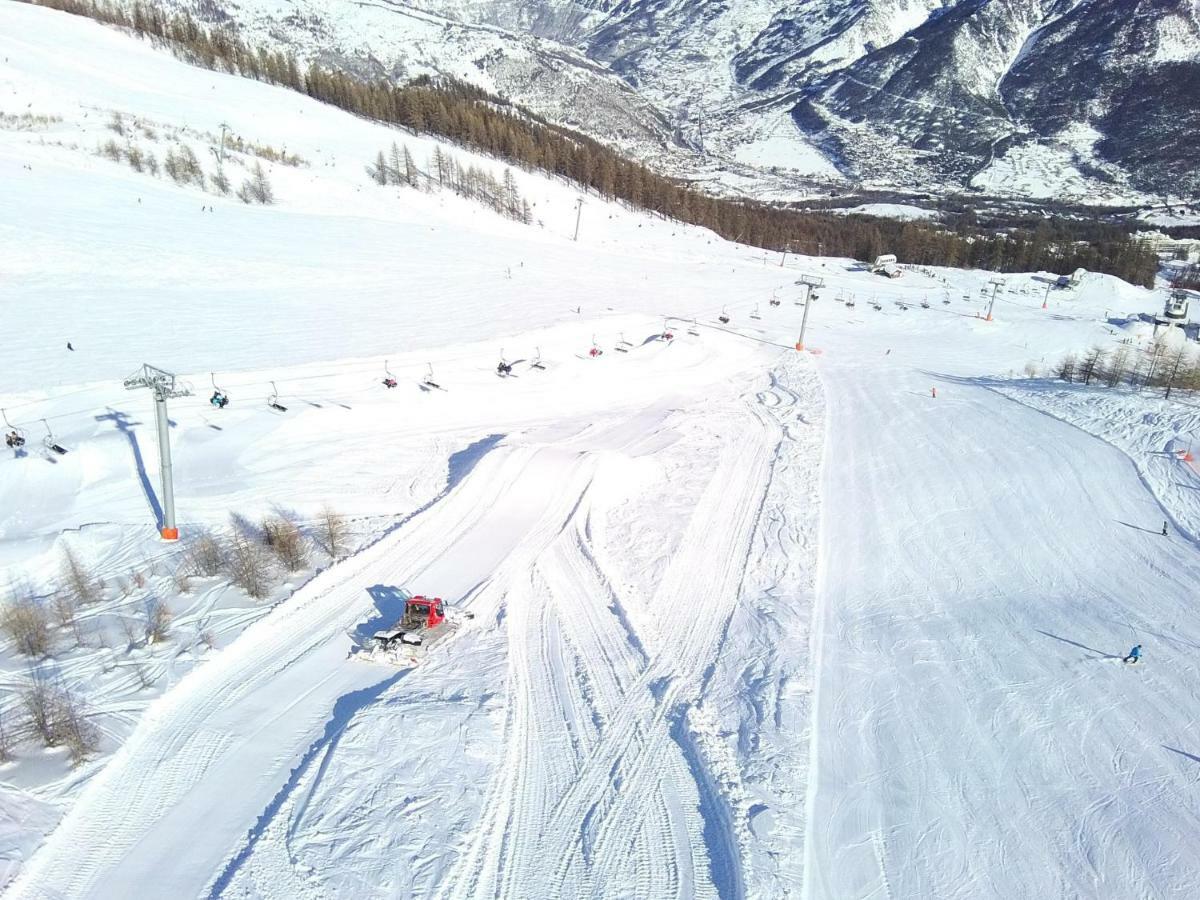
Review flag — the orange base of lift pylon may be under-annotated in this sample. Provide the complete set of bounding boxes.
[160,527,180,541]
[795,342,804,351]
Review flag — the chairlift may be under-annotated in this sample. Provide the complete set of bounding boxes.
[588,335,603,358]
[496,348,513,377]
[661,319,674,341]
[530,347,547,370]
[382,360,398,389]
[769,290,781,307]
[921,298,930,309]
[718,307,731,325]
[750,304,761,321]
[686,319,700,337]
[267,381,288,412]
[846,298,856,308]
[3,408,26,449]
[209,372,230,408]
[615,332,631,353]
[423,363,442,389]
[41,419,67,455]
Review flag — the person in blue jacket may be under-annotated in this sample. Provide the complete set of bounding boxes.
[1124,644,1142,664]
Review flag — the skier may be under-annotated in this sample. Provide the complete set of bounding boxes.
[931,386,937,399]
[66,341,74,351]
[1124,644,1142,665]
[1162,521,1168,536]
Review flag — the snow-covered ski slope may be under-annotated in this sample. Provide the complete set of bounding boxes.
[3,5,1200,898]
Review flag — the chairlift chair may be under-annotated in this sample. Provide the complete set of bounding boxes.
[383,361,398,389]
[530,347,547,370]
[615,332,630,353]
[41,419,67,455]
[423,364,442,389]
[496,348,513,376]
[209,372,230,408]
[267,381,288,412]
[687,319,700,336]
[769,291,781,307]
[3,409,26,449]
[718,307,731,325]
[588,335,603,358]
[750,304,761,320]
[661,319,674,341]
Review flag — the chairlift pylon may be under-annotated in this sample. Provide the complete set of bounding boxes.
[41,419,67,455]
[267,381,288,412]
[383,360,398,389]
[209,372,230,408]
[3,408,26,450]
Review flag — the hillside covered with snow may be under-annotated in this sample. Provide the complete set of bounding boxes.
[2,5,1200,899]
[129,0,1200,206]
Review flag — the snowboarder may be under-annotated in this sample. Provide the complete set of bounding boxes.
[1124,644,1142,665]
[1162,521,1168,536]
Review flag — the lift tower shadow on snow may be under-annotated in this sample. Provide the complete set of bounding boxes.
[124,364,191,541]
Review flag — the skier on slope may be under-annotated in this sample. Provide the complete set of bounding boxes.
[1124,644,1142,665]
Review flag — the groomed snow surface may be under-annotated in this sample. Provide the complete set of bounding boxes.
[2,5,1200,898]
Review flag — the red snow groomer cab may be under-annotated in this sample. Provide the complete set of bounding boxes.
[373,595,446,650]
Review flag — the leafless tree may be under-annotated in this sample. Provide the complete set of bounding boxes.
[262,516,310,571]
[315,506,348,560]
[225,531,272,599]
[2,597,52,657]
[143,597,172,643]
[61,545,100,606]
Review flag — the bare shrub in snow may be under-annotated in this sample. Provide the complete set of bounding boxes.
[315,506,348,560]
[22,675,57,745]
[225,531,272,599]
[182,534,225,577]
[1023,361,1039,379]
[107,111,125,135]
[237,161,274,204]
[99,138,123,162]
[0,710,13,763]
[51,592,82,646]
[143,597,172,643]
[2,597,52,657]
[125,142,145,173]
[210,165,231,195]
[262,516,310,572]
[61,545,101,606]
[52,689,100,765]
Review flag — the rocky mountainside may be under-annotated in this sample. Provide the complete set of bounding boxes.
[154,0,1199,202]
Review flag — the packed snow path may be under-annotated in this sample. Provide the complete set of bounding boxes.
[803,362,1200,899]
[7,358,816,899]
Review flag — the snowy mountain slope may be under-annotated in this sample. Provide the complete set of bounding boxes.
[4,5,1200,898]
[135,0,1200,201]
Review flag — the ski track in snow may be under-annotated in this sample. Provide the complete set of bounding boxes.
[5,6,1200,898]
